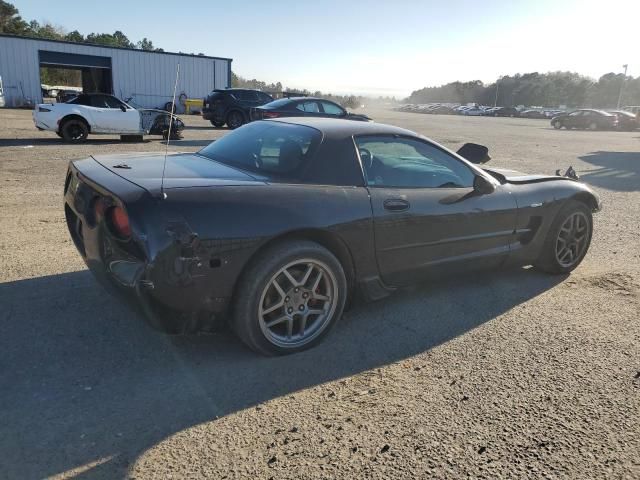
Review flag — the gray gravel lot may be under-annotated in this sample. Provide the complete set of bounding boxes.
[0,108,638,479]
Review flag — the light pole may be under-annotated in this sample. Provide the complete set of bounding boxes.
[494,76,500,107]
[616,64,628,109]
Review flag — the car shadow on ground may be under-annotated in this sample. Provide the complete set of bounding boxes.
[579,151,640,192]
[0,138,128,147]
[0,267,564,479]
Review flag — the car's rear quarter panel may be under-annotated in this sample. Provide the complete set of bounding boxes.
[145,183,376,313]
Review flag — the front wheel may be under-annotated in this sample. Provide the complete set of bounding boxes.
[589,122,598,131]
[210,119,225,128]
[534,200,593,274]
[553,121,563,129]
[60,119,89,143]
[233,240,347,355]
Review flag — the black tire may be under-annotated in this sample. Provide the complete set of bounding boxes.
[210,119,225,128]
[534,200,593,274]
[60,118,89,143]
[553,121,563,129]
[233,240,347,356]
[226,110,245,129]
[56,131,63,138]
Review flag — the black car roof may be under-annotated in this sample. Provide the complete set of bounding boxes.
[265,117,417,139]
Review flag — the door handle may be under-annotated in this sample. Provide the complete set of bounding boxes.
[383,198,410,212]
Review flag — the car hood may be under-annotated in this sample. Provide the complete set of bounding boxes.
[91,152,262,195]
[483,167,575,184]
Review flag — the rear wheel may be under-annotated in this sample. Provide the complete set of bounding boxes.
[589,122,598,130]
[534,200,593,274]
[226,110,244,129]
[233,240,347,356]
[553,121,563,129]
[60,118,89,143]
[210,119,225,128]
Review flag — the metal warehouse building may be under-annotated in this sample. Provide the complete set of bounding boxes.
[0,34,232,109]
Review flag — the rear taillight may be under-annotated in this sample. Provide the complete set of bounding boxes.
[263,111,280,118]
[107,206,131,238]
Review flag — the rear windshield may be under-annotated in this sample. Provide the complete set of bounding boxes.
[261,98,294,109]
[198,121,322,180]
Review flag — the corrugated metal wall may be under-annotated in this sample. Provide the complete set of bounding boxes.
[0,35,231,108]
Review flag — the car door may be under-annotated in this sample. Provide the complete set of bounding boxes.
[319,101,347,118]
[565,111,585,128]
[355,135,518,286]
[89,95,140,133]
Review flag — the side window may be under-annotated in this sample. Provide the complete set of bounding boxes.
[258,92,273,103]
[243,91,259,102]
[569,111,583,116]
[320,101,345,116]
[296,101,320,113]
[355,136,476,188]
[89,95,111,108]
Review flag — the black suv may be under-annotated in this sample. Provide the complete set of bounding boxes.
[202,88,273,129]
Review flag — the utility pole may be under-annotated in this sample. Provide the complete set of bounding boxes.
[494,77,500,107]
[616,64,628,109]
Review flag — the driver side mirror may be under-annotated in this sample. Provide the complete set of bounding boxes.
[120,105,127,112]
[456,143,491,164]
[473,175,495,195]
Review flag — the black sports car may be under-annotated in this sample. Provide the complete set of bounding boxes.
[64,118,600,355]
[251,97,371,122]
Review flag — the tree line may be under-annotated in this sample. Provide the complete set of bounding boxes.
[406,71,640,109]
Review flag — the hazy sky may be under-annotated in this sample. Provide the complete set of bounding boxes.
[16,0,639,97]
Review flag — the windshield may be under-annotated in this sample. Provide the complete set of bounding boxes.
[198,121,322,180]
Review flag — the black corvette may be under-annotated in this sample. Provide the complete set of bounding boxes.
[64,118,600,355]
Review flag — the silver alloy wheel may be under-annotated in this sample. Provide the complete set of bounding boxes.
[258,258,338,348]
[555,211,589,268]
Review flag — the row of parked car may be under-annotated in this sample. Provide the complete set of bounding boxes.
[396,102,640,131]
[396,103,564,118]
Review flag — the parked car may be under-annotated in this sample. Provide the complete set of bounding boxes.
[462,106,485,116]
[251,97,371,122]
[429,105,455,115]
[33,93,184,142]
[609,110,639,131]
[202,88,273,129]
[488,107,519,117]
[550,109,618,130]
[63,117,600,355]
[519,110,547,119]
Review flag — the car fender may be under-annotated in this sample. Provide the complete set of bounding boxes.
[505,180,600,264]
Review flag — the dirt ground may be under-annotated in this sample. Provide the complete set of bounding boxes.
[0,108,638,479]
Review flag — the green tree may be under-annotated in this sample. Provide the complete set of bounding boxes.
[0,0,29,34]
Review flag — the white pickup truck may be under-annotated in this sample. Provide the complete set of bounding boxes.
[33,93,183,142]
